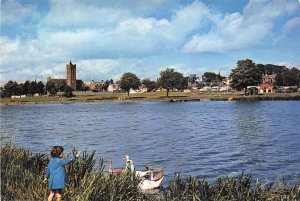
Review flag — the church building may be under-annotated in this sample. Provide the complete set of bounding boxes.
[47,61,83,91]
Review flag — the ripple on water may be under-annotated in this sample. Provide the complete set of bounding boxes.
[1,101,300,185]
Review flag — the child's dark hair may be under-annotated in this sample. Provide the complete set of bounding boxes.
[50,146,64,157]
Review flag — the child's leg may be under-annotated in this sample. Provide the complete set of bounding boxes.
[55,189,62,201]
[47,190,55,201]
[55,192,62,201]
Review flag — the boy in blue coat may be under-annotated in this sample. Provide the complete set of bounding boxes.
[44,146,80,201]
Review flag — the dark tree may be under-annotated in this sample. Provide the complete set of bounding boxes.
[180,76,189,90]
[76,80,85,91]
[22,81,30,95]
[45,81,58,96]
[157,68,184,96]
[3,80,19,97]
[28,81,38,96]
[103,79,114,91]
[230,59,262,94]
[62,85,73,97]
[37,81,45,95]
[0,87,4,98]
[119,72,141,96]
[142,78,157,92]
[56,80,67,92]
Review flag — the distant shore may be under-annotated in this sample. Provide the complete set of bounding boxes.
[1,92,300,106]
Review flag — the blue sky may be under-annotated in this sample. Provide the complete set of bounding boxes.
[1,0,300,85]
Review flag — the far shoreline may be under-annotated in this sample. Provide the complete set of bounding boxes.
[1,92,300,106]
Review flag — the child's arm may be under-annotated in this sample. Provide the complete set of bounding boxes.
[60,151,80,166]
[61,151,80,165]
[60,156,76,166]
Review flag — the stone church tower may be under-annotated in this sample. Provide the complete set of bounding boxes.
[66,60,76,90]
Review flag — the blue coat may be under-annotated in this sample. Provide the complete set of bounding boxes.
[45,156,76,190]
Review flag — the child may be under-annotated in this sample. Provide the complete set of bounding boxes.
[44,146,80,201]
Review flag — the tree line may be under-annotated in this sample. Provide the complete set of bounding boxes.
[1,59,300,98]
[230,59,300,94]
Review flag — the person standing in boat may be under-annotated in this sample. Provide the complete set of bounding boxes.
[43,146,80,201]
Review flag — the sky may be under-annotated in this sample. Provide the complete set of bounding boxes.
[1,0,300,85]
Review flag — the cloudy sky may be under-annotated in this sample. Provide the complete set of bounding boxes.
[1,0,300,85]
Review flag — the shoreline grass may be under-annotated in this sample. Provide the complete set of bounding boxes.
[1,91,300,105]
[1,142,299,200]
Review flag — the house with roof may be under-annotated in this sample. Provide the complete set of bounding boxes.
[259,82,274,94]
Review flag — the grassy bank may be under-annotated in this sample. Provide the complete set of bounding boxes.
[1,143,299,200]
[1,92,300,105]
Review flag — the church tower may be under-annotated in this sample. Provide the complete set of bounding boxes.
[66,60,76,90]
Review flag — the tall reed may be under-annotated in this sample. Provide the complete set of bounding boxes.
[1,142,299,201]
[163,173,300,201]
[0,143,148,201]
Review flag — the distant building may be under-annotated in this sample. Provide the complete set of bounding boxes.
[47,61,83,91]
[247,86,259,95]
[66,60,77,90]
[86,80,104,92]
[260,82,274,94]
[262,73,276,85]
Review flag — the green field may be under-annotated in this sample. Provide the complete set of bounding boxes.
[1,91,300,105]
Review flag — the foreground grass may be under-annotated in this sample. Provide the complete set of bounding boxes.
[1,143,300,201]
[1,91,300,105]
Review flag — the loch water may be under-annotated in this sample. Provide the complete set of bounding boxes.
[1,101,300,185]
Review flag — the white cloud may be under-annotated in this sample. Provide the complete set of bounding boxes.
[76,59,121,81]
[40,0,133,30]
[0,37,20,55]
[285,16,300,30]
[276,62,300,69]
[182,0,299,53]
[33,0,215,59]
[243,0,297,21]
[1,0,37,23]
[1,0,299,85]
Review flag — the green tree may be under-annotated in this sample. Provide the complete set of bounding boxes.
[142,78,157,92]
[37,81,45,95]
[188,74,198,89]
[76,80,85,91]
[203,72,217,83]
[3,80,19,97]
[56,80,66,92]
[157,68,184,96]
[103,79,114,91]
[0,87,4,98]
[180,76,188,91]
[62,85,73,97]
[45,81,58,96]
[22,81,30,95]
[274,67,300,86]
[28,81,38,96]
[202,72,224,84]
[230,59,261,95]
[119,72,141,96]
[287,68,300,86]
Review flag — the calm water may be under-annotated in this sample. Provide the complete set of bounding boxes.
[1,101,300,185]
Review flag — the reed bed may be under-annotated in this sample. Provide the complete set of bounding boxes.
[163,174,300,201]
[1,143,299,201]
[0,143,147,201]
